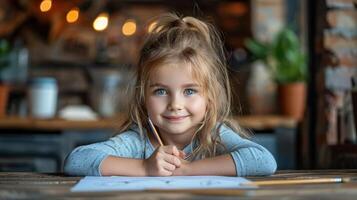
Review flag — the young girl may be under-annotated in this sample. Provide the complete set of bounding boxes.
[64,13,277,177]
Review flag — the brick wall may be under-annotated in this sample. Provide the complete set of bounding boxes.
[317,0,357,168]
[323,0,357,145]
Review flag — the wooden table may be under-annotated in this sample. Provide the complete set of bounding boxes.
[1,170,357,199]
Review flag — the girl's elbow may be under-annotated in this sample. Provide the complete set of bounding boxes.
[63,151,85,175]
[260,155,277,175]
[264,159,277,175]
[258,148,277,175]
[63,155,76,175]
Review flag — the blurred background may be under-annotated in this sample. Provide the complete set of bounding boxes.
[0,0,356,173]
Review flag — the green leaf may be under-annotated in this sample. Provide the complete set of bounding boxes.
[245,28,307,84]
[245,39,270,62]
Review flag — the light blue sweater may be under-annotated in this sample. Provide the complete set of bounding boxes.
[64,125,277,176]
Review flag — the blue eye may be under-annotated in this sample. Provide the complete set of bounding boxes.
[154,88,167,96]
[184,88,197,96]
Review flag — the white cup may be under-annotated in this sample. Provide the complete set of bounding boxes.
[29,77,58,118]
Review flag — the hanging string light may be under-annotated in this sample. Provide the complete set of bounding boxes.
[66,7,79,23]
[122,19,136,36]
[93,12,109,31]
[40,0,52,12]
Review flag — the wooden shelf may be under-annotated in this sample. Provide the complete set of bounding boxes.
[0,115,297,131]
[0,117,124,131]
[233,115,297,130]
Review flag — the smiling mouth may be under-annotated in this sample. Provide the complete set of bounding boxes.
[163,115,188,121]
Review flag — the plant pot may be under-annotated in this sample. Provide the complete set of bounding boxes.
[0,83,9,118]
[278,82,306,121]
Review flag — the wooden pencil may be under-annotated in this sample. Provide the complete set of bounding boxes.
[244,177,343,186]
[148,118,164,146]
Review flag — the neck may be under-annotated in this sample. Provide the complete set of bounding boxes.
[161,134,192,150]
[152,126,196,150]
[147,131,190,149]
[147,127,197,150]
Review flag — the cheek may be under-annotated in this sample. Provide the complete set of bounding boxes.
[146,97,165,114]
[188,97,207,115]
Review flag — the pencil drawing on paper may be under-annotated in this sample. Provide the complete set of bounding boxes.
[71,176,255,192]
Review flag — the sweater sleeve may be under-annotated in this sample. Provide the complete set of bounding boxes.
[219,126,277,176]
[63,130,145,176]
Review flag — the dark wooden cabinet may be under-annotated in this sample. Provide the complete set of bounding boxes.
[307,0,357,169]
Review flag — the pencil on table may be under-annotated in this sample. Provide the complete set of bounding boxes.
[244,177,343,186]
[148,118,164,146]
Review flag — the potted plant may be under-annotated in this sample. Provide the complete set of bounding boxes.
[0,38,11,118]
[245,27,307,120]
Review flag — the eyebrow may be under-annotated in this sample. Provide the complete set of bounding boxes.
[149,83,200,88]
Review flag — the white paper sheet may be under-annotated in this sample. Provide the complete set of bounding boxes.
[71,176,256,192]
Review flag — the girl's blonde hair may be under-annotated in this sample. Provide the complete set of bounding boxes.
[120,13,247,159]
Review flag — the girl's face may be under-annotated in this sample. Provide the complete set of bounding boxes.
[145,63,207,143]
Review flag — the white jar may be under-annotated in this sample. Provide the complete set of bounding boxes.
[29,77,58,118]
[96,74,121,117]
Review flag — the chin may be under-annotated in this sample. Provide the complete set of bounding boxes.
[161,125,194,135]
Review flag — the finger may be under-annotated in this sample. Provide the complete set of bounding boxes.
[164,154,181,167]
[179,150,186,159]
[162,162,176,172]
[163,145,179,156]
[159,168,173,176]
[156,146,166,153]
[172,146,180,157]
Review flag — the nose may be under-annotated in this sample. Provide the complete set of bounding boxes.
[168,94,183,111]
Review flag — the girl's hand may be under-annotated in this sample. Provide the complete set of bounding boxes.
[172,158,191,176]
[144,145,182,176]
[178,150,186,159]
